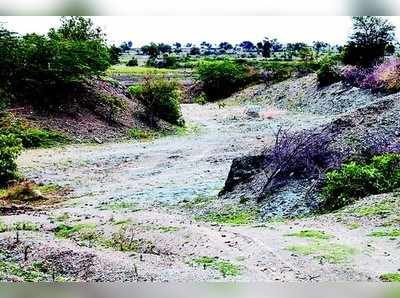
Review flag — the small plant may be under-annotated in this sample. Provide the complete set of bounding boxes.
[285,230,333,240]
[128,128,153,140]
[128,77,183,126]
[102,225,156,253]
[193,256,241,277]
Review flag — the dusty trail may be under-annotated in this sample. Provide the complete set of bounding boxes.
[2,100,398,282]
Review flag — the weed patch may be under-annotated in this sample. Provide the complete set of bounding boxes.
[195,209,257,225]
[285,230,333,240]
[380,273,400,282]
[193,256,241,277]
[54,223,96,239]
[350,200,396,217]
[12,221,39,231]
[368,229,400,238]
[99,201,141,212]
[287,241,356,264]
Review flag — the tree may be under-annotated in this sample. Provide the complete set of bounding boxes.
[271,39,283,52]
[158,43,172,54]
[343,16,395,66]
[286,42,307,53]
[219,42,233,51]
[173,42,182,53]
[48,16,104,41]
[109,45,122,64]
[201,41,212,49]
[120,41,132,52]
[239,41,255,51]
[257,38,272,58]
[141,43,160,58]
[313,41,329,53]
[190,47,201,55]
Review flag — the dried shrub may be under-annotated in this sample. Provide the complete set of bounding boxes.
[259,127,341,199]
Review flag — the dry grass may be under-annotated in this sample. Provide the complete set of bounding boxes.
[0,181,69,207]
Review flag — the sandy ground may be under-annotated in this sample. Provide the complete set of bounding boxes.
[1,100,399,282]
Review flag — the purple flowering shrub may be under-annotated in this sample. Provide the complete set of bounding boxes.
[341,58,400,93]
[371,58,400,92]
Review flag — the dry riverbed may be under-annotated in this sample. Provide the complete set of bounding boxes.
[1,98,399,282]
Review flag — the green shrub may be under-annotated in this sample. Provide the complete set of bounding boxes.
[317,58,342,87]
[128,128,153,140]
[128,77,183,126]
[0,134,22,186]
[126,57,138,67]
[196,60,257,100]
[322,153,400,211]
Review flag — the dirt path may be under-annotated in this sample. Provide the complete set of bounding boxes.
[2,101,398,282]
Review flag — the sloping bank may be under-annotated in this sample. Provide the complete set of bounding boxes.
[219,93,400,218]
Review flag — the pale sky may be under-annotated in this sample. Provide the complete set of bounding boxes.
[1,16,400,47]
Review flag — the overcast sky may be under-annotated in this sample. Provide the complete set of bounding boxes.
[1,16,400,47]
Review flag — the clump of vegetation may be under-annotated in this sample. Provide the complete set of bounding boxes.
[0,134,22,186]
[195,208,257,225]
[128,128,154,140]
[322,153,400,211]
[180,196,216,210]
[12,221,39,231]
[99,201,141,212]
[0,181,64,204]
[193,256,241,277]
[285,230,333,240]
[317,56,342,87]
[380,273,400,282]
[128,77,184,126]
[126,57,138,67]
[350,200,396,217]
[287,241,356,264]
[102,225,156,253]
[196,60,258,100]
[0,17,112,110]
[54,223,96,239]
[368,229,400,238]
